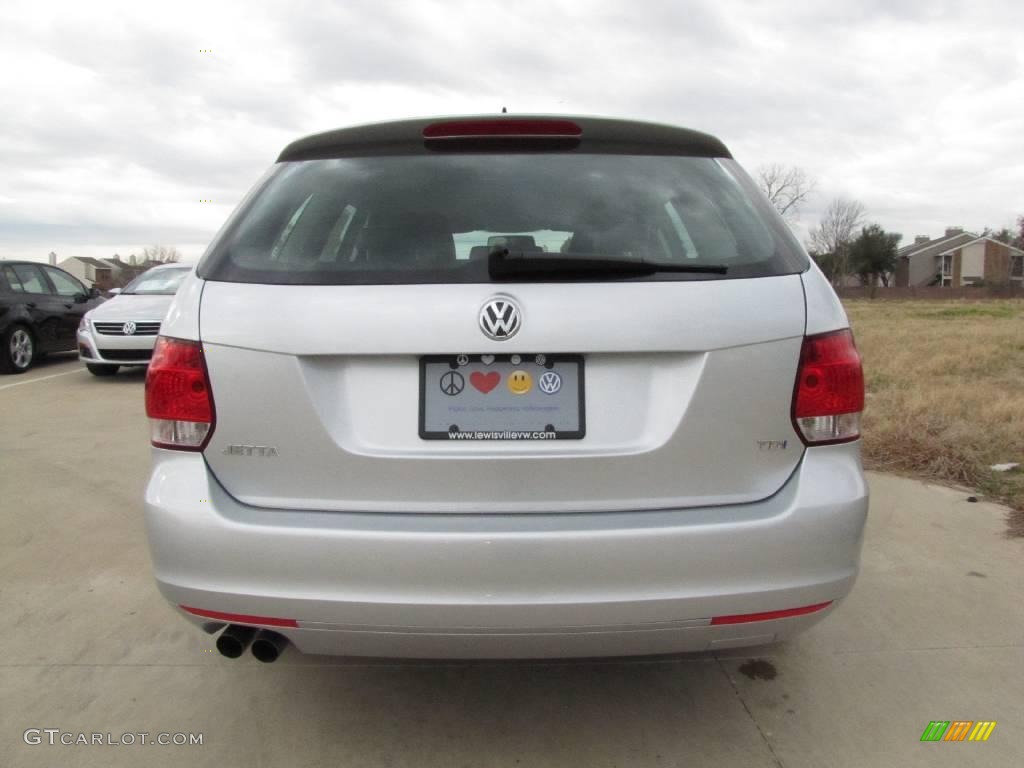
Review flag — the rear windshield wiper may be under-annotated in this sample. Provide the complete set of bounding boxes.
[488,250,728,279]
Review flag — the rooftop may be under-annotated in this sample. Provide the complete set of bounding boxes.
[897,231,978,260]
[938,237,1024,257]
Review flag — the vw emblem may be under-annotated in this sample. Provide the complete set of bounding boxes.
[122,321,137,335]
[479,296,521,341]
[538,371,562,394]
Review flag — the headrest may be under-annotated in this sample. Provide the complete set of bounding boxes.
[365,211,455,267]
[488,234,537,251]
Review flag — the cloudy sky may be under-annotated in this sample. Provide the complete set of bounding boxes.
[1,0,1021,263]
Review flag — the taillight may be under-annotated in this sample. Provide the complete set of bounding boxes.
[145,336,215,450]
[422,118,582,139]
[792,329,864,445]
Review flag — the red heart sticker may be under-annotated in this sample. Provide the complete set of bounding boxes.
[470,371,501,394]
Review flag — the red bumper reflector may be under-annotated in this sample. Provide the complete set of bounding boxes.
[181,606,298,628]
[710,601,833,626]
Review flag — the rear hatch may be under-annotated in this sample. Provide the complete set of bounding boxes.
[196,117,810,513]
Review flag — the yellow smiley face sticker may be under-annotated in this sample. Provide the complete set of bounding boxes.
[507,369,533,395]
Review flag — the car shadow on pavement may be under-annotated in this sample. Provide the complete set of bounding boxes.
[80,365,148,384]
[24,352,81,372]
[197,654,771,764]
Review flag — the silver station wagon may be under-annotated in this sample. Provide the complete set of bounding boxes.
[144,115,868,662]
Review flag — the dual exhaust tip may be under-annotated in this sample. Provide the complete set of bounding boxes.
[215,624,289,663]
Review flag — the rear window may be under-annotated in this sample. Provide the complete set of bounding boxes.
[199,154,807,284]
[9,264,48,293]
[2,266,24,292]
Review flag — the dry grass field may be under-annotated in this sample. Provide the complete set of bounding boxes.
[845,299,1024,535]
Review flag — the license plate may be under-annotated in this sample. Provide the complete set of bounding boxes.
[419,354,585,440]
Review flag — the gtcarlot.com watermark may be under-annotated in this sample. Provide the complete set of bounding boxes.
[24,729,203,746]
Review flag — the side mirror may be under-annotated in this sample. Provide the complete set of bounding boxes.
[108,287,122,296]
[88,287,101,299]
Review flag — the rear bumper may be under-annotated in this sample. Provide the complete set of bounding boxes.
[144,443,868,658]
[77,326,155,365]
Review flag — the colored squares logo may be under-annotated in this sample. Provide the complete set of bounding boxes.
[920,721,996,743]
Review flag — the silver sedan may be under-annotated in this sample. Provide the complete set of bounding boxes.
[78,264,191,376]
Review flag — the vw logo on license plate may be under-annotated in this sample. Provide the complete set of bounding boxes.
[538,371,562,394]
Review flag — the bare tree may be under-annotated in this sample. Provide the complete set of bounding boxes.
[808,198,866,287]
[756,164,815,221]
[141,245,182,263]
[981,226,1013,244]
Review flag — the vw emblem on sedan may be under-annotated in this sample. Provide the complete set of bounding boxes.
[122,321,137,335]
[479,297,521,341]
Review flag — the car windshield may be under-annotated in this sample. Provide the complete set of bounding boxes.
[121,267,190,294]
[199,154,807,285]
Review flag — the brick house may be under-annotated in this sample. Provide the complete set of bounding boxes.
[99,256,161,287]
[894,227,977,287]
[57,256,115,291]
[937,237,1024,287]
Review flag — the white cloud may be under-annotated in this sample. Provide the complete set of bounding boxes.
[0,0,1021,262]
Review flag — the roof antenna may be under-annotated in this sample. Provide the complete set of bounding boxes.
[501,106,507,113]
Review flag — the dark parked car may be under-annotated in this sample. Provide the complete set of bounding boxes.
[0,261,103,374]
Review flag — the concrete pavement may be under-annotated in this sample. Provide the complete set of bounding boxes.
[2,357,1021,767]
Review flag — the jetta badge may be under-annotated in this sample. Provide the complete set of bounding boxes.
[223,444,279,457]
[479,297,521,341]
[122,321,137,335]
